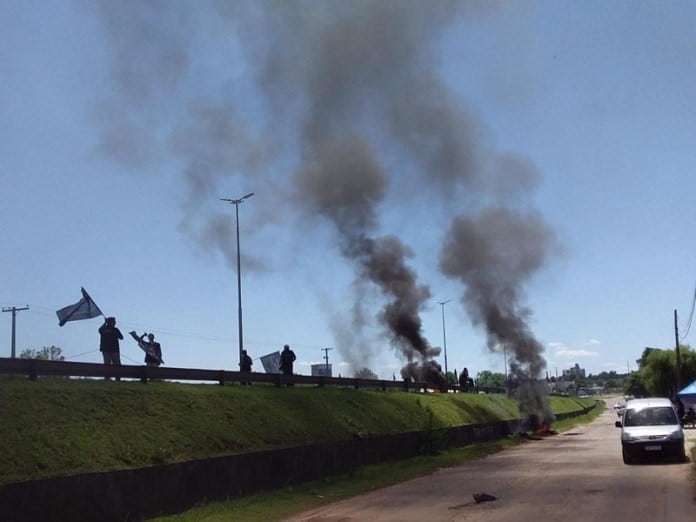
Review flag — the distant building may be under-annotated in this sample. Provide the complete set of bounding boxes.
[311,363,332,377]
[562,363,586,380]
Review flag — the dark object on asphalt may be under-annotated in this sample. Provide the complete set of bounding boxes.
[473,493,497,503]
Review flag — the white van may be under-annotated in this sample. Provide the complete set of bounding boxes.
[615,397,685,464]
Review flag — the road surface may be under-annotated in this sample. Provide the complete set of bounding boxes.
[283,402,696,522]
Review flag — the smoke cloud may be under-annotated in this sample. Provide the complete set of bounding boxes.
[440,208,556,420]
[294,136,441,382]
[92,1,556,409]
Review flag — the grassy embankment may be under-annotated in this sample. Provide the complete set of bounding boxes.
[1,377,594,487]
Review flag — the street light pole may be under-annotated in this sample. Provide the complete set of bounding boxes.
[503,343,508,382]
[220,192,254,368]
[437,300,451,378]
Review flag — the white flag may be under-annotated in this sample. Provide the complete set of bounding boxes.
[260,351,281,374]
[56,287,103,326]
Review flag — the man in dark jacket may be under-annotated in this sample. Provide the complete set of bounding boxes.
[99,317,123,380]
[239,349,253,385]
[459,367,470,392]
[140,332,163,367]
[279,344,296,376]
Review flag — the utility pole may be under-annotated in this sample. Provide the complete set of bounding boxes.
[674,309,682,392]
[321,347,333,375]
[2,305,29,358]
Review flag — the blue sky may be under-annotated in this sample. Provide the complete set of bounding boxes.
[2,1,695,380]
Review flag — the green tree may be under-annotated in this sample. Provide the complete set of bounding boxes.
[604,377,621,389]
[637,346,660,369]
[475,370,506,389]
[677,346,696,390]
[628,346,696,397]
[642,349,676,396]
[19,345,65,361]
[623,371,647,397]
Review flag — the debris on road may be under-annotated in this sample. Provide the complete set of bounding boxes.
[473,492,497,503]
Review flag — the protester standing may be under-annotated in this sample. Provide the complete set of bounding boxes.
[279,344,296,376]
[459,367,470,392]
[99,317,123,379]
[140,332,163,367]
[240,349,253,385]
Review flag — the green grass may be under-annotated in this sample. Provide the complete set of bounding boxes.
[8,385,683,522]
[0,377,594,490]
[152,405,604,521]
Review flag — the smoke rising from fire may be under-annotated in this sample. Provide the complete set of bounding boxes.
[294,136,440,381]
[440,208,556,420]
[92,2,556,406]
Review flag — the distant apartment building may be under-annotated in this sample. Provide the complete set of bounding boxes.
[562,363,586,380]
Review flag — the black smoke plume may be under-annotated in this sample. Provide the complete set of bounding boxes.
[440,208,556,421]
[92,2,554,399]
[294,136,442,383]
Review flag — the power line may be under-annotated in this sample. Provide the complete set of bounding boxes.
[63,349,100,360]
[680,283,696,341]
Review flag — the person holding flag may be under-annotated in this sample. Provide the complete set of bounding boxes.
[139,332,163,367]
[56,288,128,378]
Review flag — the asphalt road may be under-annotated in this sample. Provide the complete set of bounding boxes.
[283,401,696,522]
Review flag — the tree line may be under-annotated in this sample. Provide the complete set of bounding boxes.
[624,345,696,398]
[19,345,65,361]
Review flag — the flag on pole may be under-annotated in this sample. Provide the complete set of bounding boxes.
[260,351,281,374]
[56,287,103,326]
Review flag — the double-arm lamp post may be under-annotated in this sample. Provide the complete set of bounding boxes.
[437,299,451,378]
[220,192,254,368]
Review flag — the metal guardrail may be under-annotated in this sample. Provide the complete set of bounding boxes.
[0,357,508,393]
[0,357,436,391]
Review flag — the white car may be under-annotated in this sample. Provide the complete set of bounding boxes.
[615,397,686,464]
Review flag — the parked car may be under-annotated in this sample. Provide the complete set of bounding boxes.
[614,402,626,417]
[615,397,686,464]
